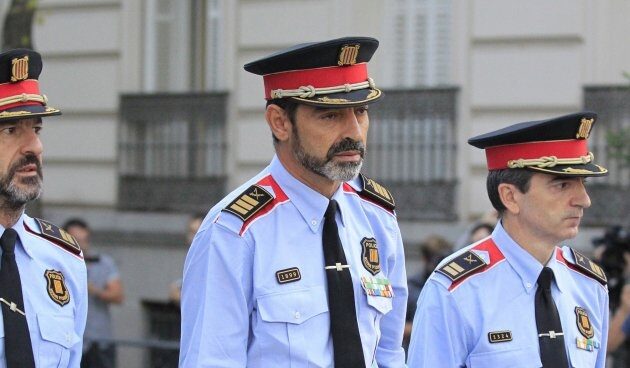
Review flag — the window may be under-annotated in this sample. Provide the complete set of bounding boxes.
[118,93,228,212]
[583,86,630,226]
[363,88,458,220]
[365,0,456,220]
[380,0,452,88]
[144,0,225,92]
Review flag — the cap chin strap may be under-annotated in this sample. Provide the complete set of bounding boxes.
[507,152,594,169]
[270,77,376,99]
[0,93,48,108]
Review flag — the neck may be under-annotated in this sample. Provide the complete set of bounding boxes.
[276,149,340,198]
[0,201,24,229]
[501,216,557,265]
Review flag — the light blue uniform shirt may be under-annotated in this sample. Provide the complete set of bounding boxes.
[0,214,87,368]
[180,156,407,368]
[407,221,609,368]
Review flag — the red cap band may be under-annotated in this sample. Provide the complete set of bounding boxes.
[0,79,43,110]
[486,139,588,170]
[263,63,368,99]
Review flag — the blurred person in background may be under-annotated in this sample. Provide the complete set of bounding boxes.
[64,218,124,368]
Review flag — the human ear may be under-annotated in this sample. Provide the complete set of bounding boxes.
[265,104,292,142]
[498,183,521,215]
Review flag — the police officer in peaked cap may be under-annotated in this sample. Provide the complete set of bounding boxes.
[180,37,408,367]
[0,49,87,368]
[408,112,610,367]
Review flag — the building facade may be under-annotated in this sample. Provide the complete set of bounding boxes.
[1,0,628,366]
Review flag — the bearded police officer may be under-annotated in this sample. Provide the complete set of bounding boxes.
[408,112,609,367]
[0,49,87,367]
[180,37,407,367]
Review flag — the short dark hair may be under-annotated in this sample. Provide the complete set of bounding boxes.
[266,98,300,143]
[486,169,535,216]
[62,218,90,231]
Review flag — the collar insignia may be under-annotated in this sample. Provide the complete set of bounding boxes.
[436,251,486,281]
[223,185,273,221]
[44,270,70,306]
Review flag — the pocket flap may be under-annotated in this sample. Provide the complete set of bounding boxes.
[366,295,393,315]
[258,286,328,325]
[37,313,79,348]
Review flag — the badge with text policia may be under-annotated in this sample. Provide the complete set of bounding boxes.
[361,237,381,275]
[44,270,70,306]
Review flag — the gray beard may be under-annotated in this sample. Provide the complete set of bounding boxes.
[291,128,364,182]
[0,160,43,209]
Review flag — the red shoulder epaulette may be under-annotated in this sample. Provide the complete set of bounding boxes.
[24,218,82,257]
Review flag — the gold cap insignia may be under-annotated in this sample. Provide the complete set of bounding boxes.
[44,270,70,306]
[11,56,29,82]
[576,118,594,139]
[361,237,381,275]
[575,307,594,339]
[338,44,360,66]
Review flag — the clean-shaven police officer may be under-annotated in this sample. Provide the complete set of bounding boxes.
[0,49,87,367]
[408,112,609,367]
[180,37,407,367]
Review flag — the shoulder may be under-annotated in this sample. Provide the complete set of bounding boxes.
[23,217,83,259]
[557,246,607,286]
[433,237,506,292]
[345,174,395,215]
[216,174,289,236]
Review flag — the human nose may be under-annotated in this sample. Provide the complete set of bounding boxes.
[21,129,43,156]
[343,109,364,140]
[573,180,591,209]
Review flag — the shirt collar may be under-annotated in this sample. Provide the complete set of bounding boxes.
[492,221,544,294]
[269,156,332,233]
[1,213,35,259]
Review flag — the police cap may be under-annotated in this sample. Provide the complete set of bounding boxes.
[468,111,608,177]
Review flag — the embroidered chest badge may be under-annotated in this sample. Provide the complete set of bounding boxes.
[361,237,380,275]
[575,306,600,352]
[44,270,70,306]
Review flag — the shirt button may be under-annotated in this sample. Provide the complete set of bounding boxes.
[526,282,532,288]
[294,311,301,319]
[311,220,317,226]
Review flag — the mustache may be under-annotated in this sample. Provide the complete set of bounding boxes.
[9,154,42,178]
[326,138,366,160]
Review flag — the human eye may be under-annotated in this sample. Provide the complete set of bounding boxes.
[320,111,338,120]
[0,126,16,135]
[34,125,43,135]
[355,106,369,115]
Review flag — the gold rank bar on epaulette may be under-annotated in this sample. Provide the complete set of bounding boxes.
[436,251,487,282]
[223,185,274,221]
[35,218,82,256]
[359,174,395,210]
[570,248,607,285]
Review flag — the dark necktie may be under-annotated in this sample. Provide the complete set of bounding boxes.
[323,200,365,367]
[535,267,569,368]
[0,228,35,368]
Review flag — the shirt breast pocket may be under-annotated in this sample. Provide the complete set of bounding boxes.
[468,345,542,368]
[37,313,79,368]
[257,286,329,366]
[569,346,598,368]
